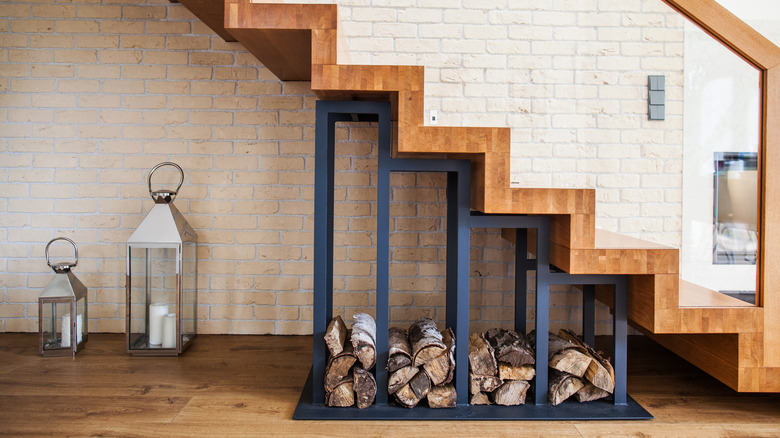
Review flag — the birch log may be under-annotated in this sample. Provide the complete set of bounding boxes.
[491,380,530,406]
[468,332,497,376]
[548,369,584,406]
[388,365,418,394]
[353,367,377,409]
[409,317,446,367]
[351,313,377,370]
[558,329,615,393]
[325,378,354,407]
[574,382,610,402]
[324,315,347,357]
[427,383,457,408]
[423,328,455,386]
[484,328,535,367]
[387,327,412,373]
[324,341,357,392]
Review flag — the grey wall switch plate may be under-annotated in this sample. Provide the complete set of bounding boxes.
[649,75,665,91]
[649,90,665,105]
[649,105,665,121]
[648,75,665,120]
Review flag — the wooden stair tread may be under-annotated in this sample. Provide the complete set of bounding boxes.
[594,229,673,250]
[678,280,755,308]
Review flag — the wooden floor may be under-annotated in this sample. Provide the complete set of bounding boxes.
[1,334,779,437]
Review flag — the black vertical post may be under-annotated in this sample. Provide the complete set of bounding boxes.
[514,229,528,334]
[582,284,596,347]
[312,102,336,405]
[450,168,471,405]
[534,220,550,405]
[613,277,628,405]
[446,172,458,338]
[375,102,391,405]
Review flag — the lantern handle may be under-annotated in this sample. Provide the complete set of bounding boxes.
[147,162,184,203]
[45,237,78,273]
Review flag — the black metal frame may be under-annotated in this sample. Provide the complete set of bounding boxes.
[298,100,649,420]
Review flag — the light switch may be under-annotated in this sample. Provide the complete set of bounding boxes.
[648,75,665,121]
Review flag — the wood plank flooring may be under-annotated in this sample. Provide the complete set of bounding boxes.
[1,334,779,437]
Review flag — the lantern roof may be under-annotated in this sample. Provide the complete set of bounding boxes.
[127,202,197,246]
[40,271,87,300]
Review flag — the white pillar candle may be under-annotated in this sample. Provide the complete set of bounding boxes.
[149,303,169,346]
[162,313,176,349]
[61,313,71,348]
[76,314,83,344]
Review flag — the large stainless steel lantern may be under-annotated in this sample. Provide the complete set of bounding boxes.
[39,237,88,356]
[126,162,197,356]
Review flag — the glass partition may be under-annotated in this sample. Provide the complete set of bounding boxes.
[681,20,760,305]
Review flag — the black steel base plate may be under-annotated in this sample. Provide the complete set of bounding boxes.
[293,369,653,421]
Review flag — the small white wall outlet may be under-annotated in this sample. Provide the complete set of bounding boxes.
[429,110,438,125]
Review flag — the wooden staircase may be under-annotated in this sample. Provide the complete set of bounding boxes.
[176,0,780,392]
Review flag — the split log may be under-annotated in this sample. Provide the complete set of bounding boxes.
[498,363,536,381]
[469,392,491,405]
[394,384,422,408]
[574,382,610,402]
[388,327,412,358]
[469,374,503,395]
[548,369,584,406]
[547,331,587,360]
[388,365,418,395]
[387,327,413,373]
[387,355,412,373]
[491,380,530,406]
[549,348,592,378]
[584,360,615,394]
[325,378,354,407]
[409,370,432,400]
[423,328,455,386]
[324,315,347,357]
[427,383,457,408]
[468,332,497,376]
[409,317,446,367]
[484,328,535,367]
[353,368,377,409]
[324,342,357,392]
[558,329,615,393]
[351,313,376,370]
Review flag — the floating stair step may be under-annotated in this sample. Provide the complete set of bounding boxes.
[678,280,755,308]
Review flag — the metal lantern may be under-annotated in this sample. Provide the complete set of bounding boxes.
[126,162,197,356]
[38,237,88,356]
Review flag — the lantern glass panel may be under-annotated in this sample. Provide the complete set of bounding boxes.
[40,299,72,351]
[76,296,87,346]
[128,246,179,350]
[181,240,197,344]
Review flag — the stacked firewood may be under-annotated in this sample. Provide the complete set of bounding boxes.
[387,317,456,408]
[323,313,377,408]
[468,328,536,405]
[530,329,616,405]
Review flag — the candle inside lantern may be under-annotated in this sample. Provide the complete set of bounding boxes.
[60,313,83,348]
[149,303,169,346]
[162,313,176,348]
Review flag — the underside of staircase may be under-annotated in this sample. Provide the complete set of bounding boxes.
[175,0,780,392]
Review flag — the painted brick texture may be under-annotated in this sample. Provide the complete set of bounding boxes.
[1,0,682,336]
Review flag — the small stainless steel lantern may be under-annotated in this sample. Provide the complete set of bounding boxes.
[126,162,197,356]
[39,237,88,356]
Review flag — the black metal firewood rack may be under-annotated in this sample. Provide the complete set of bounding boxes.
[294,100,651,420]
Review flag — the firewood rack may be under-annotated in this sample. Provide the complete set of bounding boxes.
[294,100,651,420]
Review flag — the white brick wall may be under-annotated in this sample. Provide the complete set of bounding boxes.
[318,0,684,247]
